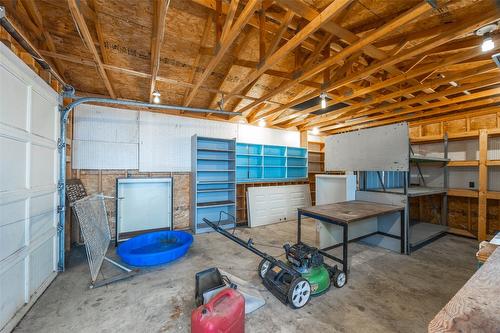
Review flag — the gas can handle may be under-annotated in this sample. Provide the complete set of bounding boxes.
[204,289,232,312]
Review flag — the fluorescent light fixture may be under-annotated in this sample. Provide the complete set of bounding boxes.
[319,92,327,109]
[152,90,161,104]
[482,35,495,52]
[258,118,266,127]
[448,81,459,87]
[312,127,320,135]
[463,90,471,95]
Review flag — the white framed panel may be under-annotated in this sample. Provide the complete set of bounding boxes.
[116,178,173,241]
[247,184,311,227]
[0,136,27,192]
[0,64,29,131]
[325,122,409,171]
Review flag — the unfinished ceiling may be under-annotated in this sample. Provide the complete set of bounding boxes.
[1,0,499,133]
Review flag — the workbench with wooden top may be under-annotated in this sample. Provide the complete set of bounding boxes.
[428,246,500,332]
[297,200,405,275]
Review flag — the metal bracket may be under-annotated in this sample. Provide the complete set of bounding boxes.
[57,181,65,192]
[425,0,439,10]
[57,138,65,152]
[61,85,75,98]
[0,6,6,19]
[57,205,65,214]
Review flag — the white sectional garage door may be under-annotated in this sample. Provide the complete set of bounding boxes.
[247,184,311,227]
[0,43,59,331]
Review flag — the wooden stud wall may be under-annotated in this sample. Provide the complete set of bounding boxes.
[410,112,500,241]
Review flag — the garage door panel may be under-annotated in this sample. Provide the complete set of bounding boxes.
[248,185,311,227]
[1,43,59,331]
[31,91,56,141]
[0,260,26,327]
[30,192,57,240]
[0,65,28,131]
[30,144,56,188]
[29,238,55,294]
[0,136,27,192]
[0,220,26,261]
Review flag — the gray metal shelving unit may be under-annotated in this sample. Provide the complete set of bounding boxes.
[358,135,450,253]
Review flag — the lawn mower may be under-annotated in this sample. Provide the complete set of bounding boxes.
[203,218,346,309]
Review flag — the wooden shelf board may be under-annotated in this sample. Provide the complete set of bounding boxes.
[486,191,500,200]
[447,227,476,238]
[486,160,500,166]
[448,160,479,167]
[447,188,479,198]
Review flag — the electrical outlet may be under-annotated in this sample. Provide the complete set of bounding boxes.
[469,181,475,188]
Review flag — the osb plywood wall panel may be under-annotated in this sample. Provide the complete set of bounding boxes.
[448,197,477,235]
[487,199,500,235]
[76,170,190,237]
[409,195,442,225]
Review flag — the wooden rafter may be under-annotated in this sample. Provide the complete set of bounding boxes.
[20,0,66,79]
[183,13,213,107]
[237,1,432,117]
[67,0,116,98]
[183,0,260,107]
[323,84,500,132]
[265,14,500,126]
[229,0,353,97]
[302,64,499,129]
[149,0,170,102]
[326,98,500,135]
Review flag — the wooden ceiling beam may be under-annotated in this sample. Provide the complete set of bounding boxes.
[183,0,260,106]
[182,14,213,109]
[326,99,500,135]
[67,0,116,98]
[247,1,432,120]
[229,0,354,97]
[301,64,499,129]
[265,17,500,125]
[149,0,170,102]
[322,84,500,132]
[20,0,66,79]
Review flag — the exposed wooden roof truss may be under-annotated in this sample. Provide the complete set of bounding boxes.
[2,0,499,133]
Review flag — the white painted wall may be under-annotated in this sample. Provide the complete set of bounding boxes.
[0,43,59,332]
[73,106,301,172]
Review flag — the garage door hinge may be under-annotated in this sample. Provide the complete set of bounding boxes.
[57,205,65,214]
[58,181,65,191]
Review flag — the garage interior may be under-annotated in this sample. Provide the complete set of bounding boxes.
[0,0,499,332]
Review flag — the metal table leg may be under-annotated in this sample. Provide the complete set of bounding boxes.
[343,223,348,274]
[297,210,302,243]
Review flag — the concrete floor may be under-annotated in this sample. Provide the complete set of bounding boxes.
[14,221,477,333]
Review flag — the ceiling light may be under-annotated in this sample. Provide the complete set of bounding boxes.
[482,36,495,52]
[476,24,497,53]
[448,81,459,87]
[258,118,266,127]
[152,90,161,104]
[319,92,327,109]
[312,127,320,135]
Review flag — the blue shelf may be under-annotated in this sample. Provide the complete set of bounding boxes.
[193,135,236,234]
[236,142,307,182]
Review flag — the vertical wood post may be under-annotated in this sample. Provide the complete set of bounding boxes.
[478,129,488,240]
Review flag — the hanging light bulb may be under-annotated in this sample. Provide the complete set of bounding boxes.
[258,118,266,127]
[476,24,497,53]
[152,90,161,104]
[320,92,327,109]
[312,127,320,135]
[482,34,495,52]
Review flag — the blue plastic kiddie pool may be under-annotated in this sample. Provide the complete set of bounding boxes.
[117,230,193,267]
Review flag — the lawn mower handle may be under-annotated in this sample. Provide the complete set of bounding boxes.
[202,218,298,276]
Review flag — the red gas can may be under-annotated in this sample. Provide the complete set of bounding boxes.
[191,288,245,333]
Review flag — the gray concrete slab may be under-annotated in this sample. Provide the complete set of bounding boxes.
[13,220,477,333]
